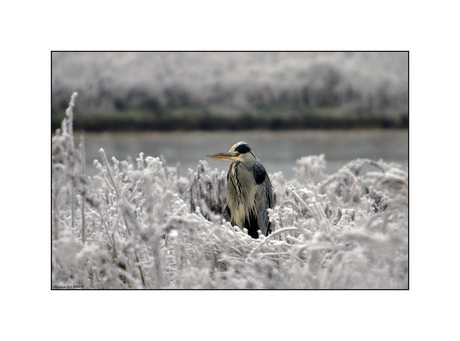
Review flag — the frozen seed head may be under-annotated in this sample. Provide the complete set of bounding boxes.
[69,92,78,106]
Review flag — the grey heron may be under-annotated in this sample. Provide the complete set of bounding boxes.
[207,141,275,238]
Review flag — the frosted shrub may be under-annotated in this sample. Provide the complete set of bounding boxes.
[52,94,408,289]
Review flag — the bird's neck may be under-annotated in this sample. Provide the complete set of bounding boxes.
[239,152,256,169]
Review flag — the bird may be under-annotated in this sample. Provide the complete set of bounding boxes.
[207,141,275,238]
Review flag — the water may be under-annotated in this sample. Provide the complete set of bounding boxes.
[75,129,408,179]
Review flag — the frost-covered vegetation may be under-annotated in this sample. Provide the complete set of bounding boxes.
[52,93,408,289]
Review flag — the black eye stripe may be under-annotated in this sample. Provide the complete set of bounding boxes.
[235,143,251,154]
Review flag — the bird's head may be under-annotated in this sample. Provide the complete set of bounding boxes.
[207,141,256,168]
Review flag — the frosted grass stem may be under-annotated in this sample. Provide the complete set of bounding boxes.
[80,135,86,244]
[286,186,321,225]
[248,227,299,259]
[71,183,75,231]
[99,148,121,199]
[99,148,131,235]
[66,92,78,141]
[66,93,78,232]
[99,148,145,286]
[52,176,64,240]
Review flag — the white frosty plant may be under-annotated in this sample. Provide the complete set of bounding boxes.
[52,93,408,289]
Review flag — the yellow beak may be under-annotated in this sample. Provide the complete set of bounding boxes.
[206,152,238,161]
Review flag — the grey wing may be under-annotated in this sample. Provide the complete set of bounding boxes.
[254,163,275,236]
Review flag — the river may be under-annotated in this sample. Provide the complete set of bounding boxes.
[75,129,408,179]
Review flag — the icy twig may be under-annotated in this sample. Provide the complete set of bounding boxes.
[247,227,299,259]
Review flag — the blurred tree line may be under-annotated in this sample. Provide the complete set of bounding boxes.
[52,54,408,131]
